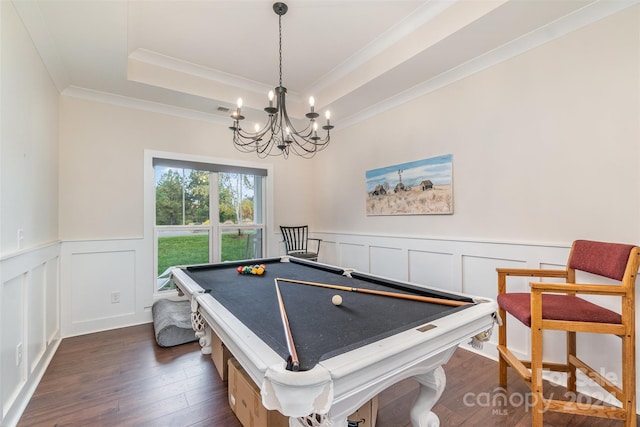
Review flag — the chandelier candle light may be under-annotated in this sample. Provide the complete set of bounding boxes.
[229,2,333,159]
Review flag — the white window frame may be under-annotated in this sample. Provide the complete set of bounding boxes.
[144,150,274,296]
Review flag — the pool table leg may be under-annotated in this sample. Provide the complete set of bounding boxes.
[189,299,212,355]
[410,366,446,427]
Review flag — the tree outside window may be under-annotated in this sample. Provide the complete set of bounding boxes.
[154,166,263,288]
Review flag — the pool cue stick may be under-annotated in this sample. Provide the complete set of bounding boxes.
[276,277,470,307]
[273,279,300,371]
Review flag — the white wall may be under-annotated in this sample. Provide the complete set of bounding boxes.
[58,97,317,241]
[1,2,59,253]
[1,2,61,426]
[312,6,640,245]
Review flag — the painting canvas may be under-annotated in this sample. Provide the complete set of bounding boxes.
[366,154,453,215]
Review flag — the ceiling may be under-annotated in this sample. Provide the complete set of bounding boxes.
[12,0,633,128]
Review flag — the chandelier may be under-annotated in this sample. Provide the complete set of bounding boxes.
[229,2,333,159]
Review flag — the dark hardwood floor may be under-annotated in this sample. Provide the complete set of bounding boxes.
[18,323,631,427]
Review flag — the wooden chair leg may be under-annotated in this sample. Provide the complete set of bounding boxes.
[531,293,544,427]
[622,333,636,426]
[566,331,576,392]
[498,307,508,387]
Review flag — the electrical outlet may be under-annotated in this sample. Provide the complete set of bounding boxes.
[17,229,24,249]
[16,343,22,366]
[111,291,121,304]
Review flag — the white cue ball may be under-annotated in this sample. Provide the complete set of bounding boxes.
[332,295,343,306]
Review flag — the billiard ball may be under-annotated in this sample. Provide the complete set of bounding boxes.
[331,295,342,306]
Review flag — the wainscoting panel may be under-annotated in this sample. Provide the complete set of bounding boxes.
[27,264,46,375]
[408,249,455,292]
[338,242,369,272]
[70,250,136,323]
[318,238,338,267]
[1,274,25,419]
[369,245,406,281]
[0,242,61,427]
[45,258,60,345]
[462,256,527,300]
[61,239,153,338]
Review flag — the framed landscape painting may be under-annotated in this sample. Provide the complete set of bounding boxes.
[366,154,453,216]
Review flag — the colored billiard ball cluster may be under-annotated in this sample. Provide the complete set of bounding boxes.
[237,264,266,275]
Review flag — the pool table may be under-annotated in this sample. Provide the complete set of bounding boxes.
[171,256,497,427]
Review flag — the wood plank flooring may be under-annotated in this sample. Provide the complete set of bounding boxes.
[18,323,631,426]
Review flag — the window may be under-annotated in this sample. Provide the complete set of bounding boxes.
[218,172,264,261]
[153,158,268,292]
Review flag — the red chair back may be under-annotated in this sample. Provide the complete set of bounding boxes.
[568,240,636,281]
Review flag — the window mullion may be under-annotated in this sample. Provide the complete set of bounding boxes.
[210,172,220,263]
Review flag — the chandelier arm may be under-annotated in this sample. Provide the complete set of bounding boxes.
[279,93,318,140]
[284,125,318,150]
[282,113,315,138]
[280,109,329,151]
[265,117,286,157]
[234,131,260,146]
[235,111,280,141]
[289,135,329,154]
[233,130,281,158]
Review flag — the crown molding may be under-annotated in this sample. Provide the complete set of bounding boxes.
[127,48,305,113]
[307,0,457,95]
[129,48,274,98]
[61,86,229,125]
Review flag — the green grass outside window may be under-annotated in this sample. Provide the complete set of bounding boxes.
[157,233,253,275]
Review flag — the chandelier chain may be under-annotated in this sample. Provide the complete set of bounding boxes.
[278,13,283,88]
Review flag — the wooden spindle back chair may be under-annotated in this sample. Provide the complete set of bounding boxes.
[280,225,322,261]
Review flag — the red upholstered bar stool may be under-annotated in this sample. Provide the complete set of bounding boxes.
[496,240,640,426]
